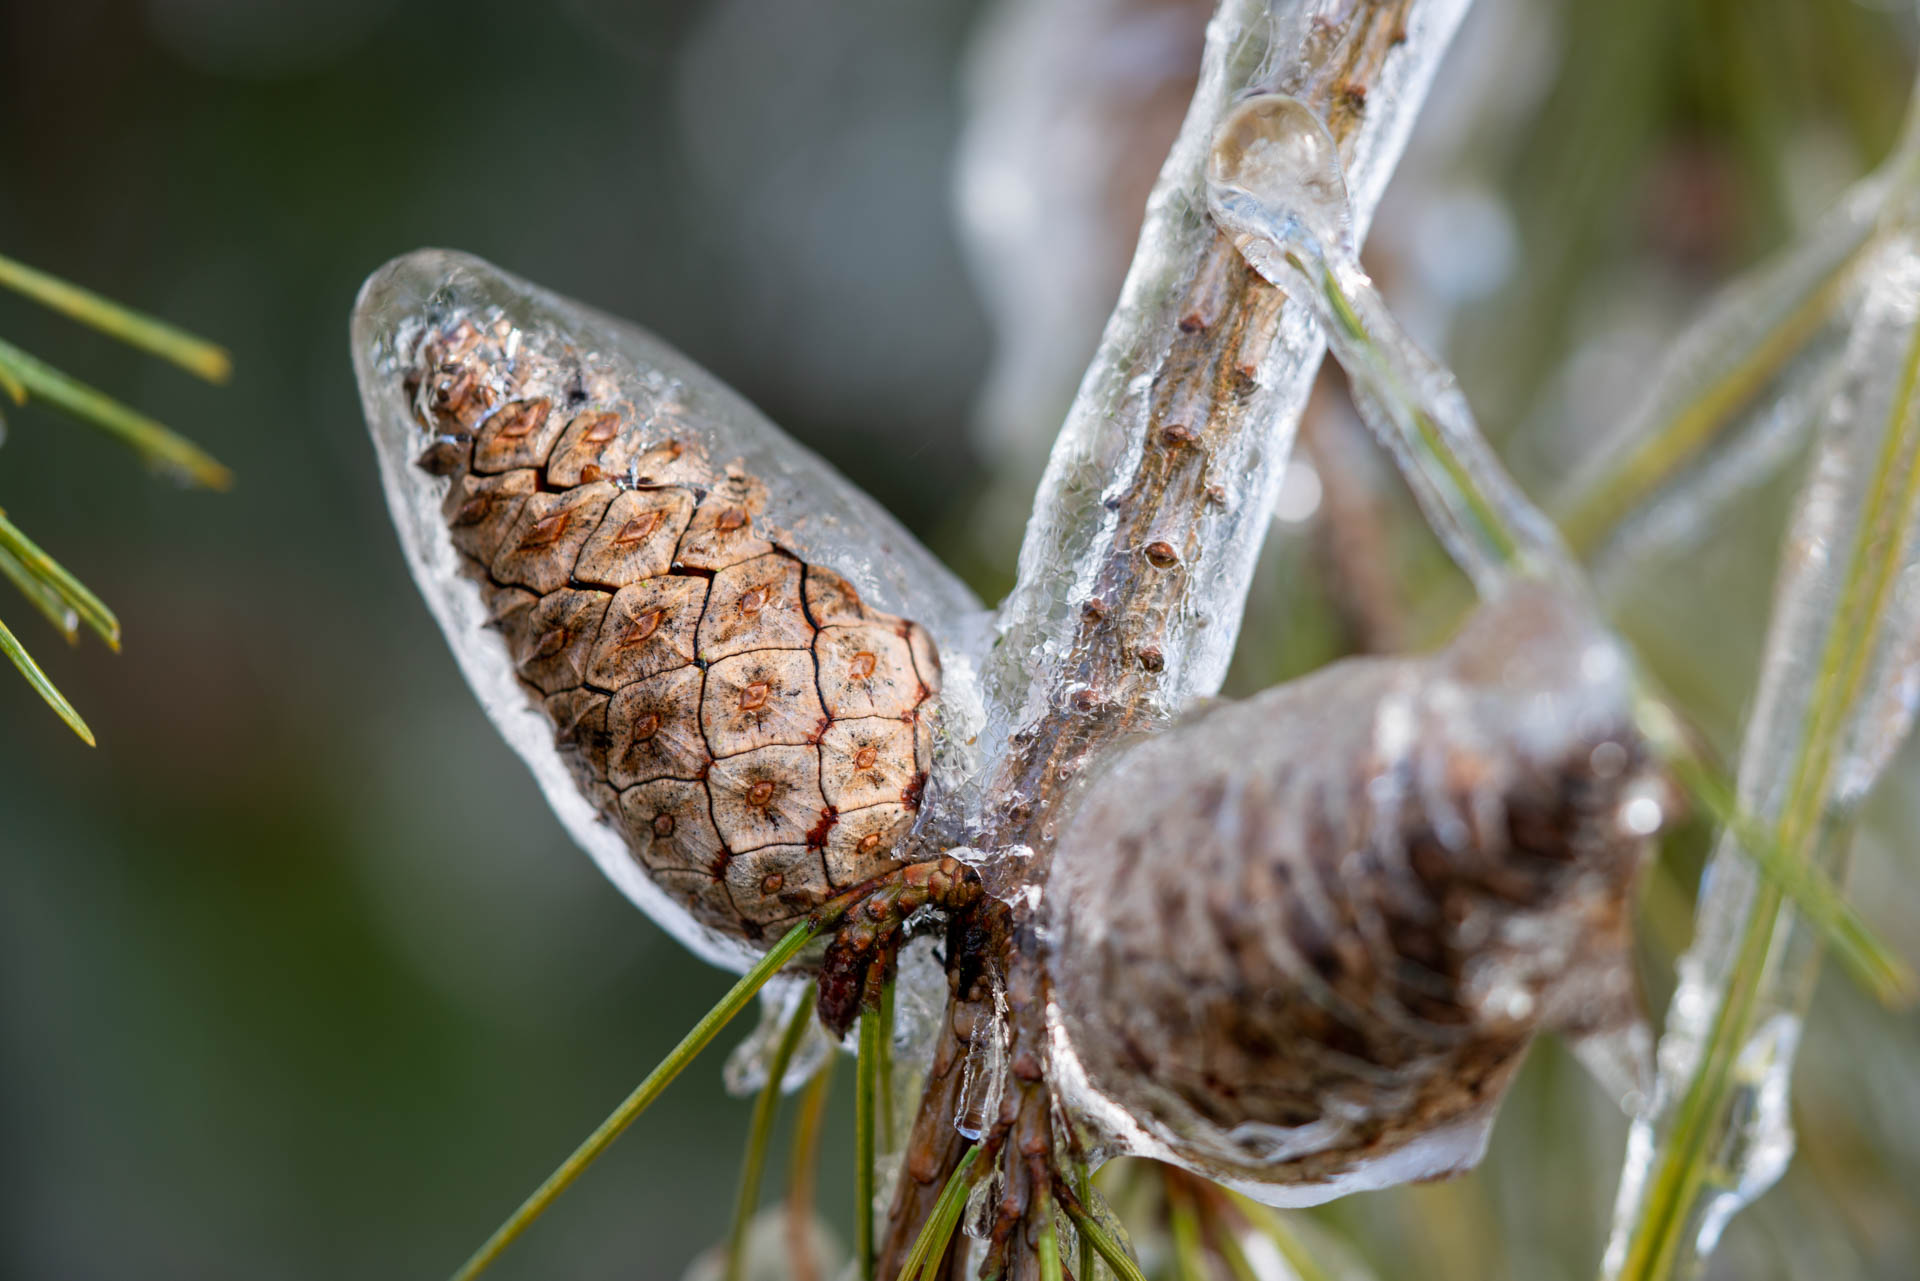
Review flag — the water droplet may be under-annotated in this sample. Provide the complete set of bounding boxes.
[1206,94,1354,266]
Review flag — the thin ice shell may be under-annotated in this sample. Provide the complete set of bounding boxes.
[353,249,982,972]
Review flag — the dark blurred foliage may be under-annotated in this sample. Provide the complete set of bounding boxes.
[1,1,1917,1279]
[0,1,986,1276]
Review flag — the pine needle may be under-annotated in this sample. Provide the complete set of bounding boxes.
[1057,1186,1150,1281]
[0,337,231,489]
[0,612,93,745]
[898,1144,982,1281]
[724,989,817,1281]
[0,251,232,383]
[0,510,121,649]
[447,920,819,1281]
[854,1005,882,1281]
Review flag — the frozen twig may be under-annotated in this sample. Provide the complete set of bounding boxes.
[881,2,1473,1275]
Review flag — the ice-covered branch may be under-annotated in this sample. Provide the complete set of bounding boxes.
[884,4,1474,1273]
[974,0,1470,787]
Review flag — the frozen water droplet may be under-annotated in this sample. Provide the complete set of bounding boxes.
[1207,94,1355,264]
[1273,458,1323,523]
[1589,740,1629,779]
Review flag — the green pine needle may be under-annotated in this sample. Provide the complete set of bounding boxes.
[723,988,817,1281]
[0,612,93,745]
[854,1005,882,1281]
[898,1144,982,1281]
[1058,1189,1149,1281]
[0,510,121,649]
[0,540,81,643]
[1037,1196,1064,1281]
[0,337,231,489]
[0,251,232,384]
[447,920,819,1281]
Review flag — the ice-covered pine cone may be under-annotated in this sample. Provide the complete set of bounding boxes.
[399,314,940,944]
[1047,583,1656,1199]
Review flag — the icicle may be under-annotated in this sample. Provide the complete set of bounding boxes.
[953,983,1009,1142]
[1604,233,1920,1279]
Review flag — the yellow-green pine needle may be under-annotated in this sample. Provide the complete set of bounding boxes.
[0,251,232,383]
[0,612,94,744]
[1657,733,1913,1005]
[1058,1193,1149,1281]
[0,541,81,643]
[876,979,897,1155]
[0,511,121,649]
[899,1144,982,1281]
[1164,1177,1209,1281]
[1037,1196,1064,1281]
[0,360,24,405]
[1205,1215,1263,1281]
[785,1055,836,1281]
[854,1006,882,1281]
[1616,257,1920,1281]
[1558,242,1868,556]
[448,920,819,1281]
[724,989,817,1281]
[0,338,231,489]
[1223,1194,1339,1281]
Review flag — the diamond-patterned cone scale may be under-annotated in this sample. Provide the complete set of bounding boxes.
[353,250,977,970]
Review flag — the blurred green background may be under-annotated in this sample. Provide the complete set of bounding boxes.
[1,1,1917,1278]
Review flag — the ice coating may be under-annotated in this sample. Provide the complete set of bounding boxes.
[1560,178,1883,572]
[1560,56,1920,571]
[352,249,983,971]
[977,0,1473,767]
[1204,93,1577,592]
[1046,584,1656,1202]
[1207,94,1356,268]
[1605,235,1920,1274]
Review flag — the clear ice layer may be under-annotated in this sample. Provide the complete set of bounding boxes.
[1605,233,1920,1274]
[352,249,984,972]
[977,0,1472,770]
